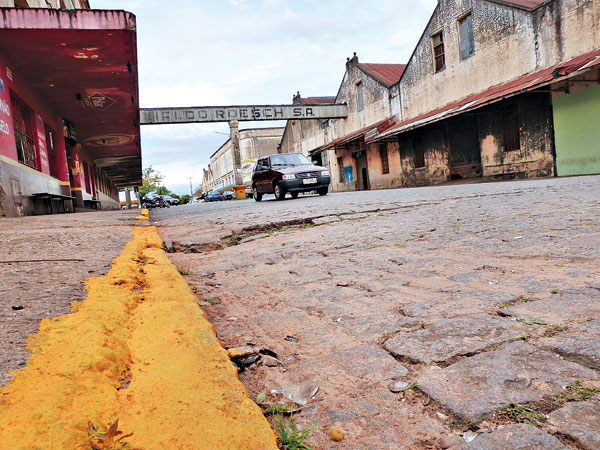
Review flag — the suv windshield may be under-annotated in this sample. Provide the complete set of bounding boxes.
[271,153,311,167]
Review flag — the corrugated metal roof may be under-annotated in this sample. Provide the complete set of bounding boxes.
[358,63,407,87]
[300,96,336,105]
[486,0,550,11]
[369,48,600,143]
[315,117,397,153]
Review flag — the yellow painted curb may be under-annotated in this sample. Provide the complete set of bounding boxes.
[0,226,278,450]
[135,208,149,221]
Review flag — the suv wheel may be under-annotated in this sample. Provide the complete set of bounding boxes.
[318,187,328,196]
[291,192,299,199]
[253,185,262,202]
[274,182,286,200]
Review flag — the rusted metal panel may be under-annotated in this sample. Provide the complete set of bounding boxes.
[140,104,348,125]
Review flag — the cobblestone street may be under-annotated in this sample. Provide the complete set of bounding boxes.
[155,176,600,449]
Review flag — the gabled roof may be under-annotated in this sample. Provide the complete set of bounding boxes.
[358,63,407,87]
[369,48,600,143]
[485,0,550,11]
[299,96,336,105]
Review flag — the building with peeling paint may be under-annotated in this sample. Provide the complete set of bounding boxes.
[283,0,599,191]
[0,2,140,216]
[203,127,284,194]
[279,93,335,160]
[279,55,406,193]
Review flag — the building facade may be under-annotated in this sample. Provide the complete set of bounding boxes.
[279,93,335,159]
[283,0,599,192]
[0,5,141,216]
[203,127,284,194]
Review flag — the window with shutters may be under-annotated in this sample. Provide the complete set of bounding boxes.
[413,135,426,168]
[379,143,389,174]
[356,82,364,111]
[337,156,344,181]
[458,13,475,59]
[502,104,520,152]
[432,32,445,72]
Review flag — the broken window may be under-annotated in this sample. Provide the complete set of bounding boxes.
[413,135,426,168]
[357,82,364,112]
[11,92,37,169]
[459,13,474,59]
[502,104,520,152]
[337,156,344,181]
[432,32,445,72]
[380,143,389,174]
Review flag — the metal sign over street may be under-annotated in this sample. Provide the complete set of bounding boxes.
[140,104,348,125]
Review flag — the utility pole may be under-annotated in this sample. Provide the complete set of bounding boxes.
[229,120,243,186]
[188,177,194,200]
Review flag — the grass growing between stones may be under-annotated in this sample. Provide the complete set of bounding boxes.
[552,382,600,406]
[274,414,314,450]
[177,266,191,275]
[518,316,547,326]
[503,404,546,427]
[206,297,222,305]
[544,324,569,337]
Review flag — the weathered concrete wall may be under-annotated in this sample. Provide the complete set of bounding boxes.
[330,56,394,140]
[280,119,328,156]
[366,142,405,190]
[96,189,120,210]
[331,146,360,192]
[534,0,600,67]
[478,93,554,178]
[401,0,538,119]
[398,126,450,187]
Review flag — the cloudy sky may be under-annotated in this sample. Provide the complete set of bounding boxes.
[94,0,437,194]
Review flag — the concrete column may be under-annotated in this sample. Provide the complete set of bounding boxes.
[229,120,242,186]
[125,188,132,209]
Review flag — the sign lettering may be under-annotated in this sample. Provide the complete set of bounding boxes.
[0,98,10,116]
[140,104,348,125]
[0,119,9,135]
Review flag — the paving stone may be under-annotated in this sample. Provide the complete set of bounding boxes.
[340,313,421,339]
[384,314,527,364]
[401,291,513,319]
[418,341,598,424]
[546,395,600,450]
[457,424,566,450]
[312,216,340,225]
[498,287,600,324]
[537,319,600,369]
[509,275,552,294]
[333,343,409,379]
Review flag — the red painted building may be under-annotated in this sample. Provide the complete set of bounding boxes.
[0,6,140,216]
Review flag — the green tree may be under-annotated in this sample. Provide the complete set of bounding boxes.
[180,194,191,205]
[139,166,164,196]
[156,186,171,195]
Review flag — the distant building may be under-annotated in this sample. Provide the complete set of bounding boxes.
[0,3,141,216]
[203,127,284,193]
[283,0,600,192]
[279,93,335,158]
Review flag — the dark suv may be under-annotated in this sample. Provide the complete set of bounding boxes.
[252,153,330,201]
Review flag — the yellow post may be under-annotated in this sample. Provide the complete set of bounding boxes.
[234,185,246,199]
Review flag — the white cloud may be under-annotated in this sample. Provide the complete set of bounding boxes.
[93,0,438,186]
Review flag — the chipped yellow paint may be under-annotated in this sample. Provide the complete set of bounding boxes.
[135,208,149,221]
[0,226,278,450]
